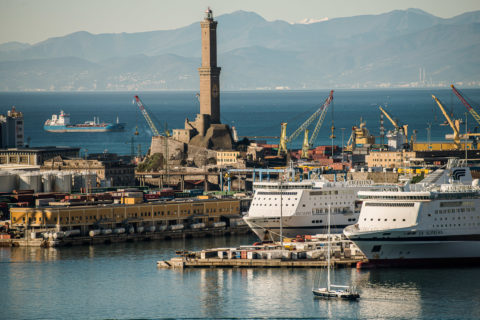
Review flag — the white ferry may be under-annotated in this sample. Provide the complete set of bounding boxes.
[344,159,480,267]
[244,178,392,240]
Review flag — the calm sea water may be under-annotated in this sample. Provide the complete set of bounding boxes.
[1,89,480,155]
[1,235,480,319]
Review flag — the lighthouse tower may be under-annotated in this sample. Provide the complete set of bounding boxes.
[198,7,221,124]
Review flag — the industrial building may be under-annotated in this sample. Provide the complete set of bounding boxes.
[0,106,24,148]
[365,151,416,168]
[0,146,80,166]
[10,198,242,235]
[41,153,135,187]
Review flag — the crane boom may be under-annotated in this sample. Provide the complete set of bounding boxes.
[308,101,330,147]
[277,90,334,156]
[133,95,161,136]
[379,106,399,129]
[432,94,460,144]
[451,84,480,126]
[286,90,334,143]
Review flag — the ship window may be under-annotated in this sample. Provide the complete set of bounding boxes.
[393,219,396,221]
[403,219,406,221]
[371,245,381,252]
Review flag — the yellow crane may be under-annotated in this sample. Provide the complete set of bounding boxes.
[432,94,462,146]
[301,129,310,158]
[379,106,408,138]
[278,90,334,156]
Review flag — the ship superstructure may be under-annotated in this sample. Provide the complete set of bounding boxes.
[244,178,392,240]
[344,159,480,266]
[44,111,125,133]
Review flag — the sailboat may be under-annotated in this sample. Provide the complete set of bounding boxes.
[312,205,360,300]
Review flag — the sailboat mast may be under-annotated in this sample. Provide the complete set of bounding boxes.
[327,204,331,292]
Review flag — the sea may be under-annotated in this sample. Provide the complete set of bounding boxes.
[2,89,480,319]
[1,88,480,155]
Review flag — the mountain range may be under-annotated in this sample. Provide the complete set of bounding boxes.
[1,8,479,91]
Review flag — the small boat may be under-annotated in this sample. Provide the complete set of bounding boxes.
[312,205,359,300]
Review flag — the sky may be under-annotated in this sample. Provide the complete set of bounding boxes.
[1,0,480,45]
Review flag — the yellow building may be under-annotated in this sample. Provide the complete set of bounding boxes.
[10,198,241,234]
[366,150,416,168]
[216,150,240,165]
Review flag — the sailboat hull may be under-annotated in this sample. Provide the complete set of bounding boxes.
[312,288,359,300]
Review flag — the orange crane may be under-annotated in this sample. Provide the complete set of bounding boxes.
[451,84,480,126]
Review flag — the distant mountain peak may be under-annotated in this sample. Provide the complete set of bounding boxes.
[405,8,434,16]
[217,10,266,22]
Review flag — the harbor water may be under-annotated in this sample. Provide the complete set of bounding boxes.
[1,89,480,155]
[1,234,480,319]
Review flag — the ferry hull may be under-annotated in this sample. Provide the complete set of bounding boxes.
[345,228,480,266]
[357,257,480,268]
[244,214,356,240]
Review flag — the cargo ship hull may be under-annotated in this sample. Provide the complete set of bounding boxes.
[44,123,125,133]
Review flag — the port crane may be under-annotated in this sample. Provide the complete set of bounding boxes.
[133,95,171,137]
[431,94,480,150]
[451,84,480,127]
[432,94,462,147]
[378,106,408,138]
[278,90,334,157]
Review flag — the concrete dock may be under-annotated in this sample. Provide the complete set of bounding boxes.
[158,256,365,269]
[157,235,367,269]
[1,225,250,247]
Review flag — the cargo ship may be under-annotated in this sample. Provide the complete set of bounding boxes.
[44,110,125,133]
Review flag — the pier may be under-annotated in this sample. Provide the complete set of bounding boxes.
[157,235,367,269]
[159,257,364,269]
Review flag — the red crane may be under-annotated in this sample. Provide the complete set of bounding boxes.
[451,84,480,126]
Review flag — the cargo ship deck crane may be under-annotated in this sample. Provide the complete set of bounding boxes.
[379,106,408,138]
[133,95,171,137]
[278,90,334,157]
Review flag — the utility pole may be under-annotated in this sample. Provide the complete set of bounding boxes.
[279,179,283,248]
[465,112,468,161]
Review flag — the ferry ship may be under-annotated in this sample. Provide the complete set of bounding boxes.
[44,111,125,133]
[344,159,480,267]
[244,178,393,240]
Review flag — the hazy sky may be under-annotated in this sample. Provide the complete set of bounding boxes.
[1,0,480,44]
